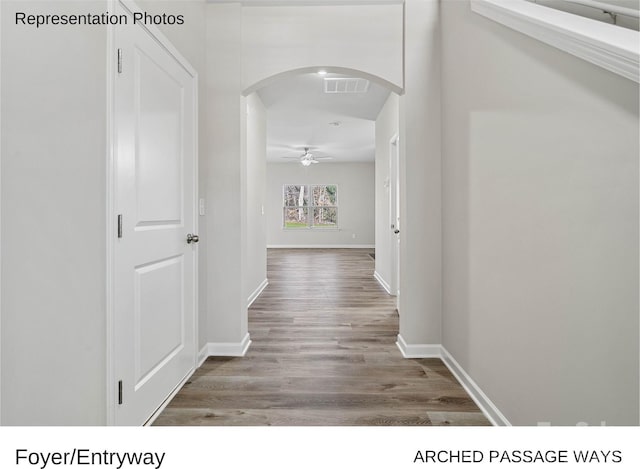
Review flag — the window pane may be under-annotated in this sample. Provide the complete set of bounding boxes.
[311,185,337,206]
[313,207,337,228]
[284,184,308,207]
[284,207,308,228]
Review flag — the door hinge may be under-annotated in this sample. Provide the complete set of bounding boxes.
[117,214,123,238]
[117,48,123,74]
[118,380,123,405]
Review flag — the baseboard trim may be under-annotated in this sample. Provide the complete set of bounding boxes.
[440,346,511,427]
[197,343,209,368]
[395,334,510,426]
[198,333,252,361]
[247,278,268,308]
[395,334,441,358]
[373,271,392,295]
[267,244,375,249]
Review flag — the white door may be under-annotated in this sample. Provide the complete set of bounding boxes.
[114,4,197,425]
[389,135,400,306]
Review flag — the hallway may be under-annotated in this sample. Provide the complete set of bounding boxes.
[154,249,489,426]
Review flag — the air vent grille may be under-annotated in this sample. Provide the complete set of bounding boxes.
[324,77,370,94]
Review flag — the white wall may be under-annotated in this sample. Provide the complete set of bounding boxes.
[245,93,268,302]
[241,4,403,92]
[205,4,248,345]
[374,93,400,288]
[1,0,108,425]
[397,0,442,347]
[441,0,639,425]
[266,163,375,247]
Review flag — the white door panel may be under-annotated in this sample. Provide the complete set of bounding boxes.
[114,3,196,426]
[135,48,184,225]
[134,255,184,386]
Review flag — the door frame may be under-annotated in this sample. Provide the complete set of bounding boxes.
[389,133,400,300]
[106,0,199,426]
[0,2,3,425]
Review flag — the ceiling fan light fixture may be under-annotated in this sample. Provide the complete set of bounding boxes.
[301,159,312,167]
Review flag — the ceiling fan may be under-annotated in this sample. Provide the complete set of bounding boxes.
[282,147,333,166]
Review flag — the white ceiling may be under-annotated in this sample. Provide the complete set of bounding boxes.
[207,1,402,5]
[257,72,391,163]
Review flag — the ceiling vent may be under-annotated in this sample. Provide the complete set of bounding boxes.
[324,77,370,94]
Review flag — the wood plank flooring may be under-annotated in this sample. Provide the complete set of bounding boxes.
[154,248,490,426]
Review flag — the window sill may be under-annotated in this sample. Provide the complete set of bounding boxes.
[470,0,639,83]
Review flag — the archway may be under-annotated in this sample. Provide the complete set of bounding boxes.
[242,66,402,349]
[242,66,403,97]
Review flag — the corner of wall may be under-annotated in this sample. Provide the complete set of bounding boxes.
[440,347,512,426]
[395,335,511,426]
[198,333,252,365]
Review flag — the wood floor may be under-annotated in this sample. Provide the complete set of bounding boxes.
[154,248,490,426]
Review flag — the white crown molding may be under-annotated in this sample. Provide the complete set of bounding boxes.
[373,271,392,295]
[471,0,639,83]
[247,278,269,308]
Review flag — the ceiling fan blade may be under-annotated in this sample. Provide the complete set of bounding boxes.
[270,144,319,152]
[313,156,333,159]
[311,160,320,164]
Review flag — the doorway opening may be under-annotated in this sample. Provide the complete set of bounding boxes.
[243,67,401,344]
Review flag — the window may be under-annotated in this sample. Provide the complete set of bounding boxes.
[283,184,338,229]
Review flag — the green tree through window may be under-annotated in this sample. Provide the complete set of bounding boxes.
[283,184,338,229]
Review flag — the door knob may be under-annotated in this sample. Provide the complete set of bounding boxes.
[186,233,199,244]
[394,229,400,234]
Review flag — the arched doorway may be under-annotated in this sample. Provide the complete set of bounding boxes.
[241,66,402,353]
